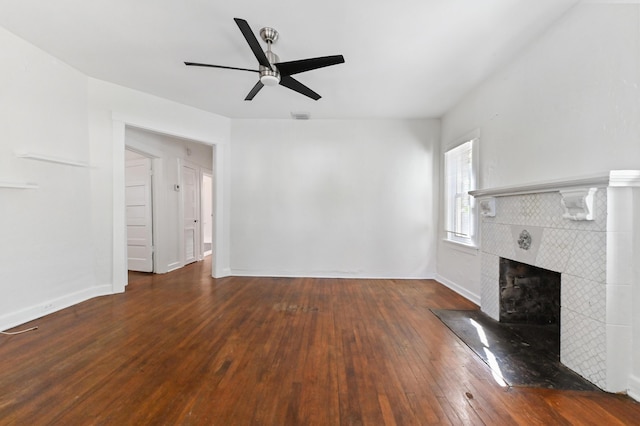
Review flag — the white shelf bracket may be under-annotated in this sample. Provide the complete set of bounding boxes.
[560,187,597,221]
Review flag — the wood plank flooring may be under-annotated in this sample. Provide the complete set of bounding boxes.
[1,258,639,425]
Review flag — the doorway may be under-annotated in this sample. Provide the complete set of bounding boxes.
[113,120,224,292]
[201,171,213,257]
[125,149,154,273]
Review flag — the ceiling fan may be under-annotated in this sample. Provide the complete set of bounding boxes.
[185,18,345,101]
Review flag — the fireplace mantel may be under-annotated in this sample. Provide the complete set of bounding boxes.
[469,172,610,198]
[470,170,640,199]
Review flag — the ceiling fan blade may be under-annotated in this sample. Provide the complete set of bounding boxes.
[279,75,321,100]
[234,18,272,70]
[184,62,258,73]
[245,81,264,101]
[275,55,345,76]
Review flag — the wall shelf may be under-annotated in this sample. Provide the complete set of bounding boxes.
[0,181,39,189]
[14,150,90,168]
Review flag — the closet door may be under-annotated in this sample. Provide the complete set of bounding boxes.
[182,163,199,265]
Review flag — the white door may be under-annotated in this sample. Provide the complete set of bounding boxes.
[183,163,198,265]
[201,172,213,257]
[126,153,153,272]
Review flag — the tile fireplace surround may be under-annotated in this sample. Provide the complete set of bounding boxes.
[470,170,640,394]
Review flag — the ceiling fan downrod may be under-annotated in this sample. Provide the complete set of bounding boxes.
[259,27,280,86]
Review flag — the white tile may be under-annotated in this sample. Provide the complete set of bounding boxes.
[480,253,500,320]
[562,274,605,322]
[536,228,577,273]
[565,231,606,283]
[561,308,607,389]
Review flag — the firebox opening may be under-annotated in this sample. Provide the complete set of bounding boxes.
[499,258,561,328]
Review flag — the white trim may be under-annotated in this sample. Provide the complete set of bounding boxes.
[14,150,90,168]
[434,274,481,306]
[469,170,640,198]
[0,285,112,332]
[470,172,611,198]
[444,128,481,151]
[212,144,226,278]
[444,133,479,246]
[167,261,183,272]
[0,181,38,189]
[230,269,436,280]
[628,375,640,402]
[441,238,480,255]
[111,112,225,147]
[126,137,164,159]
[176,157,185,268]
[609,170,640,187]
[112,120,128,293]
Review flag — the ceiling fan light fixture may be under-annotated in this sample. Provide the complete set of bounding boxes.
[260,74,280,86]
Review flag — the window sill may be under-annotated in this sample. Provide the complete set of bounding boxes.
[442,239,480,256]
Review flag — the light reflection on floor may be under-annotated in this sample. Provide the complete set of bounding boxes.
[470,318,508,387]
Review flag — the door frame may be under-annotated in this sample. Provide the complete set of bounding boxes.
[112,116,227,294]
[124,150,154,273]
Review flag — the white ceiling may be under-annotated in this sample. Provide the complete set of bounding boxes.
[0,0,580,119]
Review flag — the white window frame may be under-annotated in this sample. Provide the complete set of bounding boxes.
[443,131,479,247]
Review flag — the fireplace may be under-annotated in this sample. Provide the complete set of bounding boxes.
[470,171,640,394]
[499,258,560,326]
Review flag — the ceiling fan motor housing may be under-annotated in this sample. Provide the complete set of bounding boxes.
[260,50,280,86]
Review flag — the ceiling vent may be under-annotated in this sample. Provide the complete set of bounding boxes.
[290,112,310,120]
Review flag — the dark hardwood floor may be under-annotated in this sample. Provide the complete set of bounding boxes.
[1,258,639,425]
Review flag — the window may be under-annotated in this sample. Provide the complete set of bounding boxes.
[444,136,478,246]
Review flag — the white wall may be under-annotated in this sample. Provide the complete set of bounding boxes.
[0,23,232,330]
[230,119,440,278]
[444,4,639,189]
[125,127,213,272]
[436,3,640,398]
[0,26,104,330]
[437,3,640,301]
